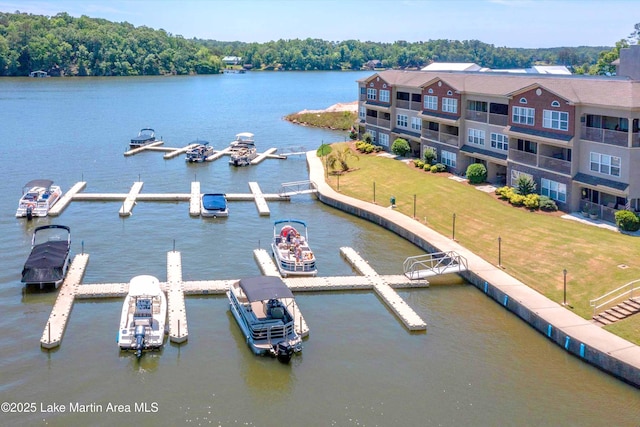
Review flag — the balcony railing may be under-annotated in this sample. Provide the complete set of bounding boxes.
[439,133,459,146]
[396,100,410,110]
[580,125,640,147]
[538,154,571,175]
[509,149,537,166]
[489,113,509,127]
[365,117,391,129]
[465,110,488,123]
[423,129,438,141]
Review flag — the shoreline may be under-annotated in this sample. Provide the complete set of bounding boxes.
[305,150,640,389]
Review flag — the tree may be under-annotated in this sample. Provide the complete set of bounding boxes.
[326,147,359,173]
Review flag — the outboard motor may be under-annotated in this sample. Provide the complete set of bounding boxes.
[134,325,146,358]
[26,205,33,221]
[276,341,293,364]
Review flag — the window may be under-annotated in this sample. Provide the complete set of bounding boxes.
[397,114,408,127]
[424,95,437,110]
[442,97,458,113]
[513,106,535,125]
[543,110,569,131]
[541,178,567,202]
[396,92,409,101]
[590,152,621,177]
[379,133,389,147]
[551,101,560,107]
[468,100,487,112]
[467,128,485,146]
[366,129,377,143]
[367,88,377,101]
[411,117,422,131]
[516,139,537,154]
[441,150,456,167]
[510,170,533,187]
[519,97,528,104]
[490,133,508,151]
[359,106,365,120]
[411,93,422,103]
[379,89,390,103]
[360,87,366,95]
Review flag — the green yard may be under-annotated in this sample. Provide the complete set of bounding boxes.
[322,142,640,344]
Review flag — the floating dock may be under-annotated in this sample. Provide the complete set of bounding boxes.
[40,247,432,349]
[48,181,293,217]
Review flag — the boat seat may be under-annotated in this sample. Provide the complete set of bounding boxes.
[270,306,285,319]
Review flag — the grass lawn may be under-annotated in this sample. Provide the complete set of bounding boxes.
[322,142,640,344]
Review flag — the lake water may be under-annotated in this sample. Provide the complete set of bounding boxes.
[0,72,638,426]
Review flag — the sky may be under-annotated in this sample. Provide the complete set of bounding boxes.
[0,0,638,48]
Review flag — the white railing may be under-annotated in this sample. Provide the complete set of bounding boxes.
[279,180,318,196]
[590,279,640,316]
[403,251,468,279]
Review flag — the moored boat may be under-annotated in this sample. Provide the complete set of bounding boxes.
[117,275,167,357]
[16,179,62,220]
[201,193,228,217]
[130,128,156,148]
[228,132,257,166]
[21,225,71,289]
[227,276,302,363]
[185,140,214,162]
[271,219,317,277]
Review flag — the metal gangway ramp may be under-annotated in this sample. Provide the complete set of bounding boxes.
[403,251,468,280]
[279,180,318,197]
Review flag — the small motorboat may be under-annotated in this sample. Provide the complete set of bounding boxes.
[16,179,62,220]
[201,193,228,217]
[21,225,71,289]
[227,276,303,363]
[185,141,214,163]
[130,128,156,148]
[271,219,317,277]
[117,275,167,357]
[228,132,257,167]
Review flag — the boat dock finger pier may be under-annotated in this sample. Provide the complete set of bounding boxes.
[40,247,433,349]
[124,142,285,164]
[48,181,297,217]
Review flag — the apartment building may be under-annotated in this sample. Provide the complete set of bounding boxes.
[357,46,640,222]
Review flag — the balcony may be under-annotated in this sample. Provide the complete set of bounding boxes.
[580,125,640,147]
[465,110,488,123]
[538,154,571,175]
[509,149,537,167]
[365,117,391,129]
[395,100,423,111]
[489,113,508,127]
[423,129,438,141]
[422,129,458,146]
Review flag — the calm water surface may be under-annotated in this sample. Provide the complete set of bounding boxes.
[0,72,638,426]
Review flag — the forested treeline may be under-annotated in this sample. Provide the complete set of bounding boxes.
[0,11,611,76]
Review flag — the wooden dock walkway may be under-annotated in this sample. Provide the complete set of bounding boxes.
[340,247,427,331]
[39,247,433,348]
[251,147,278,165]
[48,181,87,216]
[119,181,144,217]
[248,181,270,215]
[40,253,90,349]
[123,140,164,156]
[165,251,188,343]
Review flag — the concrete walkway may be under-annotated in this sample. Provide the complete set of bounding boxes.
[306,151,640,388]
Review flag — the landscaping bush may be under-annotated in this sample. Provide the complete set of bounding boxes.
[509,193,526,206]
[539,196,558,211]
[423,147,437,165]
[466,163,487,184]
[515,175,537,195]
[523,194,540,210]
[433,163,447,172]
[615,210,640,232]
[495,186,510,199]
[413,159,424,168]
[362,132,373,144]
[391,138,411,157]
[430,164,438,173]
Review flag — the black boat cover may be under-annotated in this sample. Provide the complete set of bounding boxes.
[238,276,294,302]
[21,240,70,284]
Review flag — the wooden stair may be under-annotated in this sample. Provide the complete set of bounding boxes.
[592,298,640,326]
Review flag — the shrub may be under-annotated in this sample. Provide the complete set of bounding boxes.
[423,147,437,165]
[615,210,640,232]
[495,186,510,199]
[509,193,526,206]
[391,138,411,157]
[362,132,373,144]
[423,163,431,171]
[413,159,424,168]
[430,164,438,173]
[466,163,487,184]
[433,163,447,172]
[374,145,382,152]
[523,194,540,210]
[349,129,357,140]
[539,196,558,211]
[515,175,537,195]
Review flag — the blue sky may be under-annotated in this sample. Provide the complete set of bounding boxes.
[1,0,638,48]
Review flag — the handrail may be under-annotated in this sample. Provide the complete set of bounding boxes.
[403,251,468,278]
[590,279,640,316]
